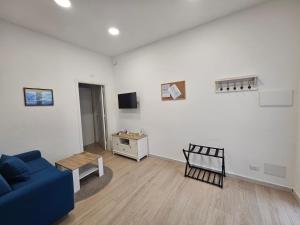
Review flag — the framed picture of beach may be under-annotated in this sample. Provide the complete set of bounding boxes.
[23,88,54,106]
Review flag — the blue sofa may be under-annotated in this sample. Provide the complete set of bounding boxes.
[0,150,74,225]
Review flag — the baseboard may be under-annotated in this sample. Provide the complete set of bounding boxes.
[227,172,292,192]
[149,153,186,165]
[149,153,293,193]
[293,190,300,205]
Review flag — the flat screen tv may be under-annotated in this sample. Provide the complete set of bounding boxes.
[118,92,137,109]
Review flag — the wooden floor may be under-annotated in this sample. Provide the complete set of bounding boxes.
[57,149,300,225]
[83,143,105,154]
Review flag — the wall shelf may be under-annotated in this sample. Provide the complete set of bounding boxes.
[215,75,258,93]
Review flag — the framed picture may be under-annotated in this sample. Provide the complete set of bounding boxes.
[23,88,54,106]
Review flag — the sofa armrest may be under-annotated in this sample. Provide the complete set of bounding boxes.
[0,170,74,225]
[14,150,41,162]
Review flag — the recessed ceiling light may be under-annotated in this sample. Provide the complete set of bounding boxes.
[54,0,71,8]
[108,27,120,36]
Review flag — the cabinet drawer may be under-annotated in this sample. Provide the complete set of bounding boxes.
[118,144,131,153]
[112,137,119,149]
[129,140,138,153]
[117,144,137,156]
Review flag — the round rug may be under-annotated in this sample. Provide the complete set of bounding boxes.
[75,166,113,202]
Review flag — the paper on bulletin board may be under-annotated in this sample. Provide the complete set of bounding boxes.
[161,84,171,98]
[168,84,181,99]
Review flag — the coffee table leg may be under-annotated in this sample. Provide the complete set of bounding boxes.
[98,157,104,177]
[72,169,80,193]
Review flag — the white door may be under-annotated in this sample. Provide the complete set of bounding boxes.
[91,85,107,150]
[100,87,107,150]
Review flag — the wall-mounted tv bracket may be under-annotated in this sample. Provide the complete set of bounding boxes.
[182,143,225,188]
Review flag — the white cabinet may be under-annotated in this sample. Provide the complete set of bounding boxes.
[112,134,148,161]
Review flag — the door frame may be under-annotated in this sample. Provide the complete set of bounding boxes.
[75,80,108,152]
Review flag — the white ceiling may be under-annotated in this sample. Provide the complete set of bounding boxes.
[0,0,269,56]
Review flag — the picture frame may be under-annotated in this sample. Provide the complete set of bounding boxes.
[23,88,54,106]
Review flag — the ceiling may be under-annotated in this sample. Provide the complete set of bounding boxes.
[0,0,269,56]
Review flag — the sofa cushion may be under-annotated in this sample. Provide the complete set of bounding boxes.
[11,166,62,190]
[26,158,53,174]
[0,155,30,183]
[15,150,41,162]
[0,174,12,196]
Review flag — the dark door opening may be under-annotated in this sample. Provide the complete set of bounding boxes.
[78,83,107,153]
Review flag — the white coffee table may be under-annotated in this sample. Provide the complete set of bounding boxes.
[55,152,104,193]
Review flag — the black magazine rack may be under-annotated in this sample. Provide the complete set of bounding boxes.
[183,143,225,188]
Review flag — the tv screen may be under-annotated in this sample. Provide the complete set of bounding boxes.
[118,92,137,109]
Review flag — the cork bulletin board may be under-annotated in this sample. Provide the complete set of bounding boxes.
[161,80,186,101]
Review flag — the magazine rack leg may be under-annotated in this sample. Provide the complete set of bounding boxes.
[183,149,190,177]
[222,156,226,177]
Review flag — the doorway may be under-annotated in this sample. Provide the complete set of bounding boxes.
[78,83,107,154]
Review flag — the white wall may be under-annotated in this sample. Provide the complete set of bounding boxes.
[0,20,117,163]
[113,0,300,187]
[0,0,300,190]
[79,87,95,146]
[295,79,300,198]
